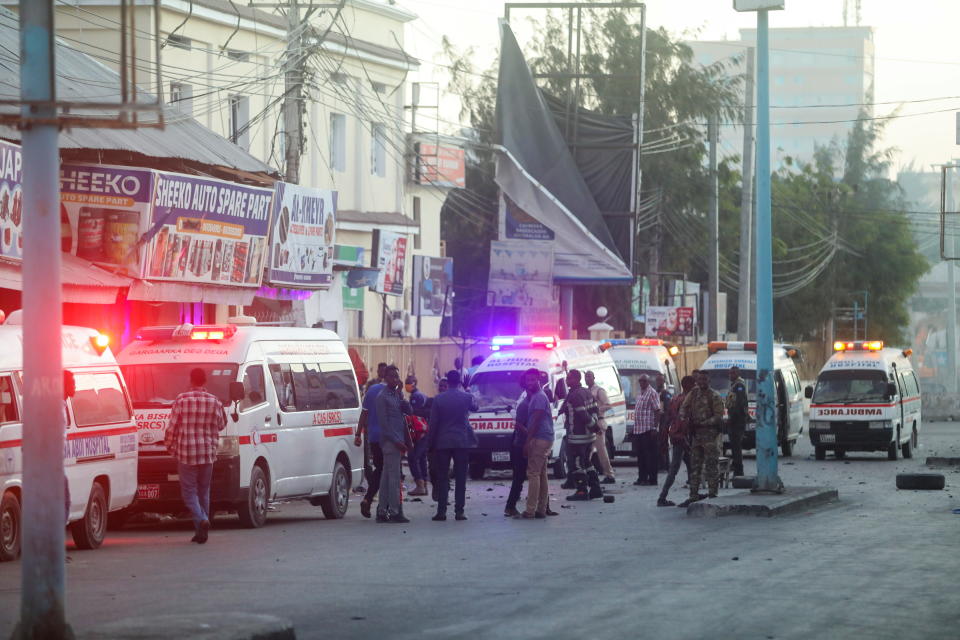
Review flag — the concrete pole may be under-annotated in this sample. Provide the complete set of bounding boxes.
[17,1,70,638]
[707,113,719,341]
[946,166,957,393]
[560,286,575,338]
[283,0,302,184]
[753,9,782,493]
[737,47,755,341]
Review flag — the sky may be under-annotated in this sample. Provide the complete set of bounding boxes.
[396,0,960,175]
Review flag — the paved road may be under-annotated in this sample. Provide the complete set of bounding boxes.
[1,423,958,640]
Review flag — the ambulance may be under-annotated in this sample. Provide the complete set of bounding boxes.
[700,341,805,456]
[117,321,362,528]
[806,340,921,461]
[0,311,138,561]
[465,335,627,479]
[601,338,681,455]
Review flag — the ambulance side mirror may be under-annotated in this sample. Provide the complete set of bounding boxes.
[804,386,813,399]
[886,383,897,399]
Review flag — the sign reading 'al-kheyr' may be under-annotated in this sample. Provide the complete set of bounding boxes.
[145,172,274,287]
[267,182,337,288]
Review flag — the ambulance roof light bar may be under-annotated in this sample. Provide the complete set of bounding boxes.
[490,335,558,351]
[833,340,883,352]
[137,324,238,342]
[708,341,757,354]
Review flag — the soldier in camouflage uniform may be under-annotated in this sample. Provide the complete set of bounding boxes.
[678,370,724,507]
[724,366,749,477]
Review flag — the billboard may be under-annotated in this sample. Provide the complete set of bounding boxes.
[645,306,696,338]
[487,239,554,308]
[0,140,22,261]
[412,255,453,317]
[500,193,554,241]
[371,229,407,296]
[267,182,336,288]
[59,164,156,278]
[144,172,273,287]
[415,143,465,188]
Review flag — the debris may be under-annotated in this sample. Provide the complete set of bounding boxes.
[731,556,739,561]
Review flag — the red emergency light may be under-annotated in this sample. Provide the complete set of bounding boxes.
[833,340,883,352]
[708,341,757,354]
[137,324,237,342]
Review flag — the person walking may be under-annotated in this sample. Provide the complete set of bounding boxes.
[164,368,227,543]
[356,373,388,518]
[657,375,694,507]
[504,386,530,517]
[678,370,725,507]
[516,368,556,519]
[656,374,673,472]
[426,370,478,521]
[585,370,616,484]
[406,375,430,497]
[561,369,603,501]
[375,366,412,523]
[631,374,662,486]
[724,366,749,477]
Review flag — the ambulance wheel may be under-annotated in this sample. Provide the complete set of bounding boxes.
[71,481,107,550]
[319,460,350,520]
[551,441,568,480]
[780,435,793,458]
[238,465,269,528]
[902,426,916,459]
[887,429,900,461]
[814,446,826,461]
[469,462,486,481]
[0,491,21,562]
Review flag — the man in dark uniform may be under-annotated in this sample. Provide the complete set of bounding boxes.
[560,369,603,501]
[725,366,749,477]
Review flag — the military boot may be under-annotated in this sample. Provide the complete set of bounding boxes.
[566,471,589,500]
[587,469,603,499]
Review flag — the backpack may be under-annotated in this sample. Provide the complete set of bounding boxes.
[406,414,428,443]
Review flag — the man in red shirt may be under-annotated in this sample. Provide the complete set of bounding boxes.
[165,368,227,544]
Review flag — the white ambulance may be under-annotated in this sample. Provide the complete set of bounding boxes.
[465,335,627,479]
[117,321,362,528]
[700,341,805,456]
[602,338,681,455]
[805,340,921,461]
[0,312,138,561]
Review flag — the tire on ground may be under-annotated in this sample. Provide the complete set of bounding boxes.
[896,473,945,490]
[731,476,754,489]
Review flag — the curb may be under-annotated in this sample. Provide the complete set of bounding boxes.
[78,614,295,640]
[686,486,838,518]
[925,457,960,467]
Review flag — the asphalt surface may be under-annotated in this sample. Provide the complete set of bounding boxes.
[2,423,959,640]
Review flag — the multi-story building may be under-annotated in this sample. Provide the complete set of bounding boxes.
[31,0,458,339]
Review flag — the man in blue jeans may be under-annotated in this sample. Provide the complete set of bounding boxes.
[165,368,227,544]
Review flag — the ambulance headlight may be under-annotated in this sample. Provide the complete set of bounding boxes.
[809,421,831,430]
[868,421,891,430]
[217,435,239,457]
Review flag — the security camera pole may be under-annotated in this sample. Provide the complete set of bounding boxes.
[733,0,784,493]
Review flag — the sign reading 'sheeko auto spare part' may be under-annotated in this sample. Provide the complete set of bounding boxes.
[145,172,274,287]
[267,182,337,288]
[59,164,156,278]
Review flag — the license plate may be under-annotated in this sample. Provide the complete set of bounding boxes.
[820,434,835,443]
[491,451,510,462]
[137,484,160,500]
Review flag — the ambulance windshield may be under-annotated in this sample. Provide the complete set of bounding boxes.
[812,369,888,404]
[706,370,757,400]
[619,369,661,405]
[468,370,525,412]
[121,364,239,407]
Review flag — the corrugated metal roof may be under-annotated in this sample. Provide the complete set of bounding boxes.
[0,8,276,175]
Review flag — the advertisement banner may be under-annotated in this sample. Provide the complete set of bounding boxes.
[487,239,554,308]
[500,193,554,241]
[144,172,273,287]
[412,255,453,317]
[0,140,22,261]
[371,229,407,296]
[645,306,696,338]
[342,285,364,310]
[59,164,156,277]
[267,182,336,288]
[415,143,466,188]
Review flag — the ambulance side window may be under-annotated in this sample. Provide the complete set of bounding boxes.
[239,364,266,412]
[906,371,920,397]
[0,374,19,424]
[71,373,131,427]
[269,364,298,412]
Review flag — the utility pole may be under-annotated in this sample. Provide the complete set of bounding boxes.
[282,0,303,184]
[737,47,755,341]
[946,165,957,393]
[16,1,70,638]
[707,112,719,341]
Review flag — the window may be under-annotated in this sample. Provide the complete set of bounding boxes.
[329,113,346,172]
[370,122,387,177]
[226,49,249,62]
[0,375,19,424]
[229,95,250,149]
[412,196,422,249]
[169,83,193,116]
[71,373,131,427]
[239,364,266,411]
[907,371,920,397]
[811,370,887,404]
[166,34,191,50]
[591,366,623,400]
[269,362,359,412]
[121,364,238,407]
[371,81,387,94]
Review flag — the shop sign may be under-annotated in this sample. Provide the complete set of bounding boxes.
[371,229,407,297]
[412,255,453,317]
[267,182,337,288]
[0,140,23,260]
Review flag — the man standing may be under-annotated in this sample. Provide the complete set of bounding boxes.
[561,369,603,501]
[504,384,530,517]
[426,370,478,521]
[585,371,615,484]
[725,366,749,477]
[655,374,673,472]
[406,375,430,497]
[678,370,725,507]
[165,368,226,543]
[356,373,387,518]
[517,368,556,519]
[374,365,411,523]
[632,374,662,486]
[657,375,694,507]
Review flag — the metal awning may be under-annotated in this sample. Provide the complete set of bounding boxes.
[0,254,132,304]
[127,280,256,306]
